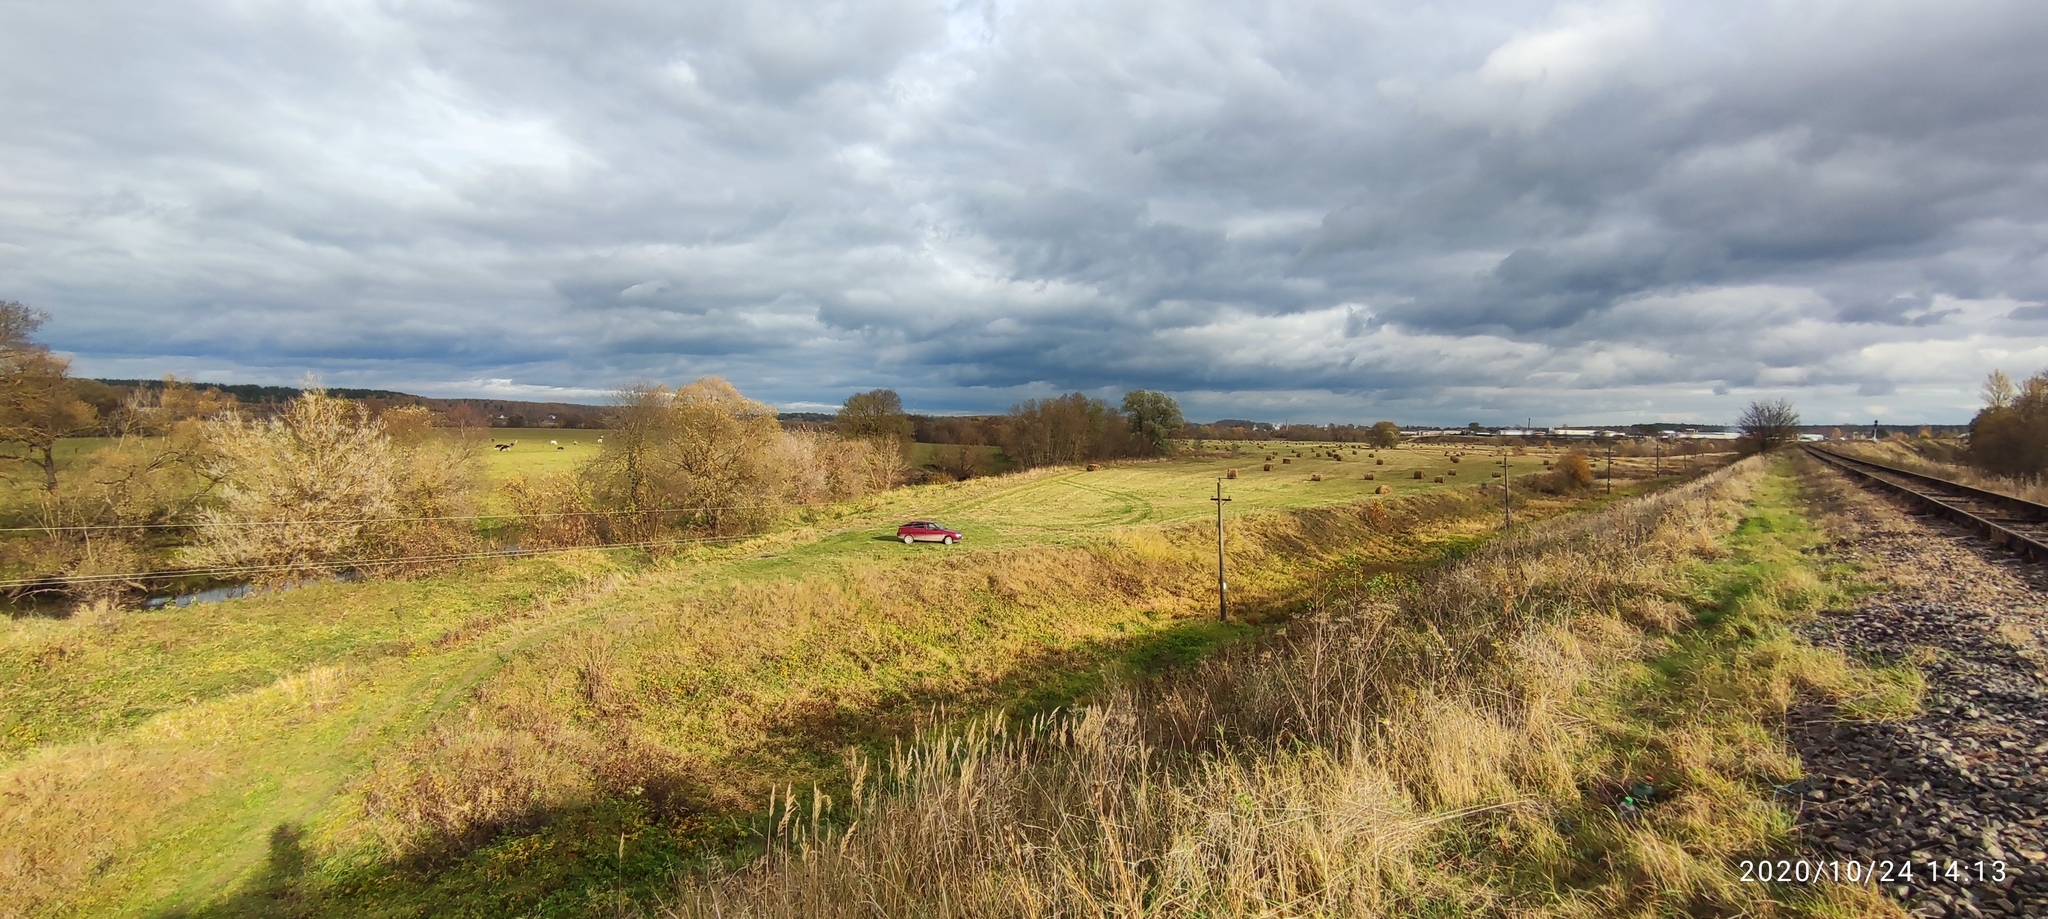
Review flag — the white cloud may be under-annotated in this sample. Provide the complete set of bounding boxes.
[6,0,2046,424]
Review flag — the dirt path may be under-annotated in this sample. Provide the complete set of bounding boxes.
[1793,457,2048,918]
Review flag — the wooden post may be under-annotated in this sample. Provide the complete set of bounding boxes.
[1211,480,1232,622]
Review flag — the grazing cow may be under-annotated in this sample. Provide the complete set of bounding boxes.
[494,444,511,452]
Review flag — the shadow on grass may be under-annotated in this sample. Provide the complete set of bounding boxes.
[141,613,1272,919]
[154,824,310,919]
[145,494,1541,919]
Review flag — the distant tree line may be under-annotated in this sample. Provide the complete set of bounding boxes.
[865,389,1189,473]
[1177,420,1401,446]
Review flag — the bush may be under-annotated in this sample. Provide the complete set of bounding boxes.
[585,379,907,541]
[1559,452,1595,488]
[1969,369,2048,480]
[188,389,484,580]
[499,473,603,549]
[584,379,784,537]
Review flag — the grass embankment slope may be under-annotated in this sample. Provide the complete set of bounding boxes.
[2,445,1622,918]
[662,457,1920,917]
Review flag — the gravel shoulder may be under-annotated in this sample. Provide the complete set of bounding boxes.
[1792,456,2048,918]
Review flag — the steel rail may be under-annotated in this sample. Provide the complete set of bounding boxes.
[1801,446,2048,563]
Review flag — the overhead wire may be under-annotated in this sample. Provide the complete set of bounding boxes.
[0,530,761,591]
[0,497,883,533]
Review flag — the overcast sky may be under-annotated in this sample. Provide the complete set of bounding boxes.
[2,0,2043,424]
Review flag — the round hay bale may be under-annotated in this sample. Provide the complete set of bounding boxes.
[1086,463,1100,471]
[1375,484,1393,495]
[1491,471,1502,477]
[1447,470,1457,476]
[1411,470,1423,479]
[1375,458,1384,465]
[1227,468,1238,479]
[1432,476,1444,483]
[1263,463,1272,471]
[1449,455,1460,464]
[1363,472,1375,480]
[1282,458,1291,464]
[1310,474,1323,482]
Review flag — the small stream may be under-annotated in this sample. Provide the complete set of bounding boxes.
[143,572,358,609]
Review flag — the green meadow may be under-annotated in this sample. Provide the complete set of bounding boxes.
[0,438,1670,918]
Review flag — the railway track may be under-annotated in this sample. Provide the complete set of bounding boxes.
[1802,445,2048,563]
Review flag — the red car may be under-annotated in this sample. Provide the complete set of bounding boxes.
[897,520,963,545]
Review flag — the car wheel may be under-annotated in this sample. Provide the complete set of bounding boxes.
[902,535,914,545]
[942,536,955,545]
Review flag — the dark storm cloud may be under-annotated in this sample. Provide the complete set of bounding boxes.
[2,0,2045,424]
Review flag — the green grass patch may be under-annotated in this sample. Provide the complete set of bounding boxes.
[1524,459,1920,914]
[2,447,1626,919]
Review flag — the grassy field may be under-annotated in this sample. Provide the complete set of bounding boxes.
[651,457,1917,918]
[0,440,1681,918]
[477,428,606,481]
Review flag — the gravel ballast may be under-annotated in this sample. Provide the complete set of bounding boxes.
[1791,461,2048,917]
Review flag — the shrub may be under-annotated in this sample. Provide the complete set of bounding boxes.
[778,431,905,505]
[1969,369,2048,480]
[1559,453,1595,488]
[188,389,484,581]
[499,473,603,549]
[584,379,784,537]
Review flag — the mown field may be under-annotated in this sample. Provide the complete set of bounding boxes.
[1,439,1679,918]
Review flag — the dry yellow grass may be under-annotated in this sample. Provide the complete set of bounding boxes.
[658,459,1908,919]
[348,490,1521,861]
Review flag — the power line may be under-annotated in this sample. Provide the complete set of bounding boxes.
[0,531,761,591]
[0,497,868,534]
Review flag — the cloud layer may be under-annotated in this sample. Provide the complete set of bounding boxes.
[3,0,2044,423]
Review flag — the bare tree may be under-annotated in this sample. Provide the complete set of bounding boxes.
[1736,398,1801,453]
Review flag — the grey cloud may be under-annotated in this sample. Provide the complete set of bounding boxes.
[1,0,2044,424]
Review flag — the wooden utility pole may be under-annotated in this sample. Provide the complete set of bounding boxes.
[1211,480,1232,622]
[1501,452,1511,529]
[1606,446,1614,495]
